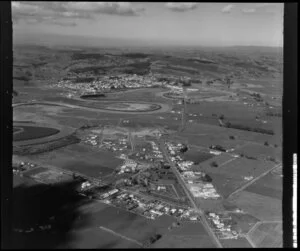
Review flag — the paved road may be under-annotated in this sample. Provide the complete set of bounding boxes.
[228,163,282,198]
[158,140,223,248]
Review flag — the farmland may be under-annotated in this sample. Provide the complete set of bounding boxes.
[245,171,282,200]
[228,191,282,221]
[12,41,283,248]
[248,222,282,247]
[151,222,216,248]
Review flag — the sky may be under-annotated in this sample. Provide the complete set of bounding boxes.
[12,2,284,47]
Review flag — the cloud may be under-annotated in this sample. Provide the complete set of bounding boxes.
[221,4,235,13]
[241,3,279,14]
[241,8,256,13]
[12,1,144,26]
[165,3,198,12]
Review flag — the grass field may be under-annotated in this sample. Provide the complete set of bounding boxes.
[183,149,214,163]
[245,171,282,200]
[220,237,252,248]
[229,191,282,221]
[228,213,260,233]
[76,201,175,244]
[248,222,282,247]
[211,157,275,178]
[66,228,141,249]
[23,167,49,177]
[178,122,280,146]
[27,145,122,178]
[13,174,42,188]
[233,142,282,161]
[13,126,60,142]
[151,221,216,248]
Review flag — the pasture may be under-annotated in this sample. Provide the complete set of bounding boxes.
[151,221,216,248]
[183,148,214,164]
[233,142,282,161]
[220,237,252,248]
[76,201,175,243]
[229,191,282,221]
[245,172,282,200]
[248,222,282,247]
[27,146,122,178]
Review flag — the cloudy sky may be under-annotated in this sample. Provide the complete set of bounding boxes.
[12,2,284,47]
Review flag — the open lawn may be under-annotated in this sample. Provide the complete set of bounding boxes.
[229,191,282,221]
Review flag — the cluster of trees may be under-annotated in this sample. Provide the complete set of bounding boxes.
[210,161,219,168]
[239,153,257,160]
[250,92,263,101]
[122,53,150,59]
[179,144,188,153]
[74,77,95,83]
[142,234,162,247]
[266,111,282,117]
[14,76,30,81]
[81,93,106,99]
[201,173,212,182]
[71,53,105,60]
[224,122,274,135]
[209,145,226,152]
[12,89,19,96]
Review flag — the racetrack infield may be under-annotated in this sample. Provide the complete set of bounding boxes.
[13,122,75,147]
[13,125,60,142]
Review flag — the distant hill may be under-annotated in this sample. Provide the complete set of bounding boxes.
[13,31,284,55]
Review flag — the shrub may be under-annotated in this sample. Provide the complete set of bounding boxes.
[264,141,269,146]
[229,135,235,140]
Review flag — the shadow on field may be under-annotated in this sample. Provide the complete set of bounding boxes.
[11,179,92,249]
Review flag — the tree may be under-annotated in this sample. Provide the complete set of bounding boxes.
[264,141,269,146]
[210,161,218,168]
[229,135,235,140]
[219,114,225,120]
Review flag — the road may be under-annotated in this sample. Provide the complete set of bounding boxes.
[228,163,282,198]
[158,140,223,248]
